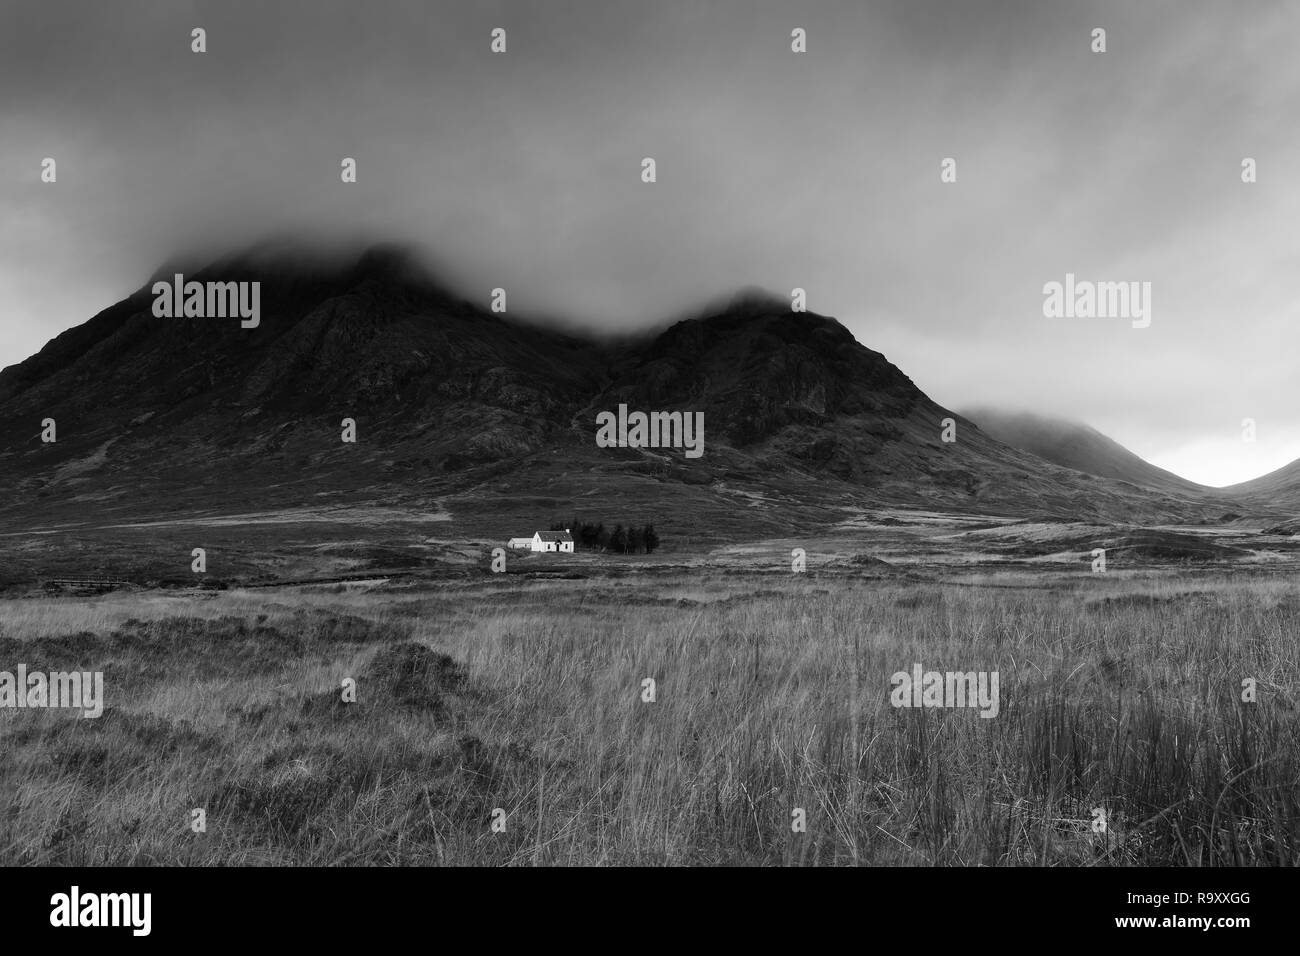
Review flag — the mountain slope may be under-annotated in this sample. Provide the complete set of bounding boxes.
[960,408,1216,498]
[0,245,1230,538]
[1221,458,1300,513]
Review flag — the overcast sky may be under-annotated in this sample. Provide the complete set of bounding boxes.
[3,0,1297,486]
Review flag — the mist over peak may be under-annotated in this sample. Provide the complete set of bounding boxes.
[960,406,1216,496]
[143,237,444,294]
[135,240,839,351]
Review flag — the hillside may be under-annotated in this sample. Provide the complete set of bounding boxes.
[0,245,1235,541]
[960,408,1219,498]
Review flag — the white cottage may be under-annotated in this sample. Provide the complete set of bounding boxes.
[519,530,574,553]
[506,530,575,552]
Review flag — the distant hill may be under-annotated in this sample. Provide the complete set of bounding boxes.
[0,244,1234,538]
[960,408,1218,498]
[1221,457,1300,515]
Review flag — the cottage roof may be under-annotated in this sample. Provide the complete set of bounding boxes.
[536,531,573,542]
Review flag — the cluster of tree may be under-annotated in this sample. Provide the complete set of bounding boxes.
[550,519,660,554]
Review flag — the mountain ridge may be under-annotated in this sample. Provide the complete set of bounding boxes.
[959,407,1219,498]
[0,244,1252,535]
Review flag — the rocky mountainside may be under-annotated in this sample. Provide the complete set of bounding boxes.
[0,244,1237,536]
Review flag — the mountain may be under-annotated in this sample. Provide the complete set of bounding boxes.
[1221,459,1300,517]
[0,244,1230,541]
[960,408,1217,498]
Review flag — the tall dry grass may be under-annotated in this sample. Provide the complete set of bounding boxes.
[1,572,1296,865]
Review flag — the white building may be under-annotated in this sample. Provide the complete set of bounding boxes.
[508,530,575,553]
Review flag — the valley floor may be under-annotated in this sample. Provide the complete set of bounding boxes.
[2,545,1298,865]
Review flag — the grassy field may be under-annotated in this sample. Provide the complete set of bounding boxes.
[2,564,1297,866]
